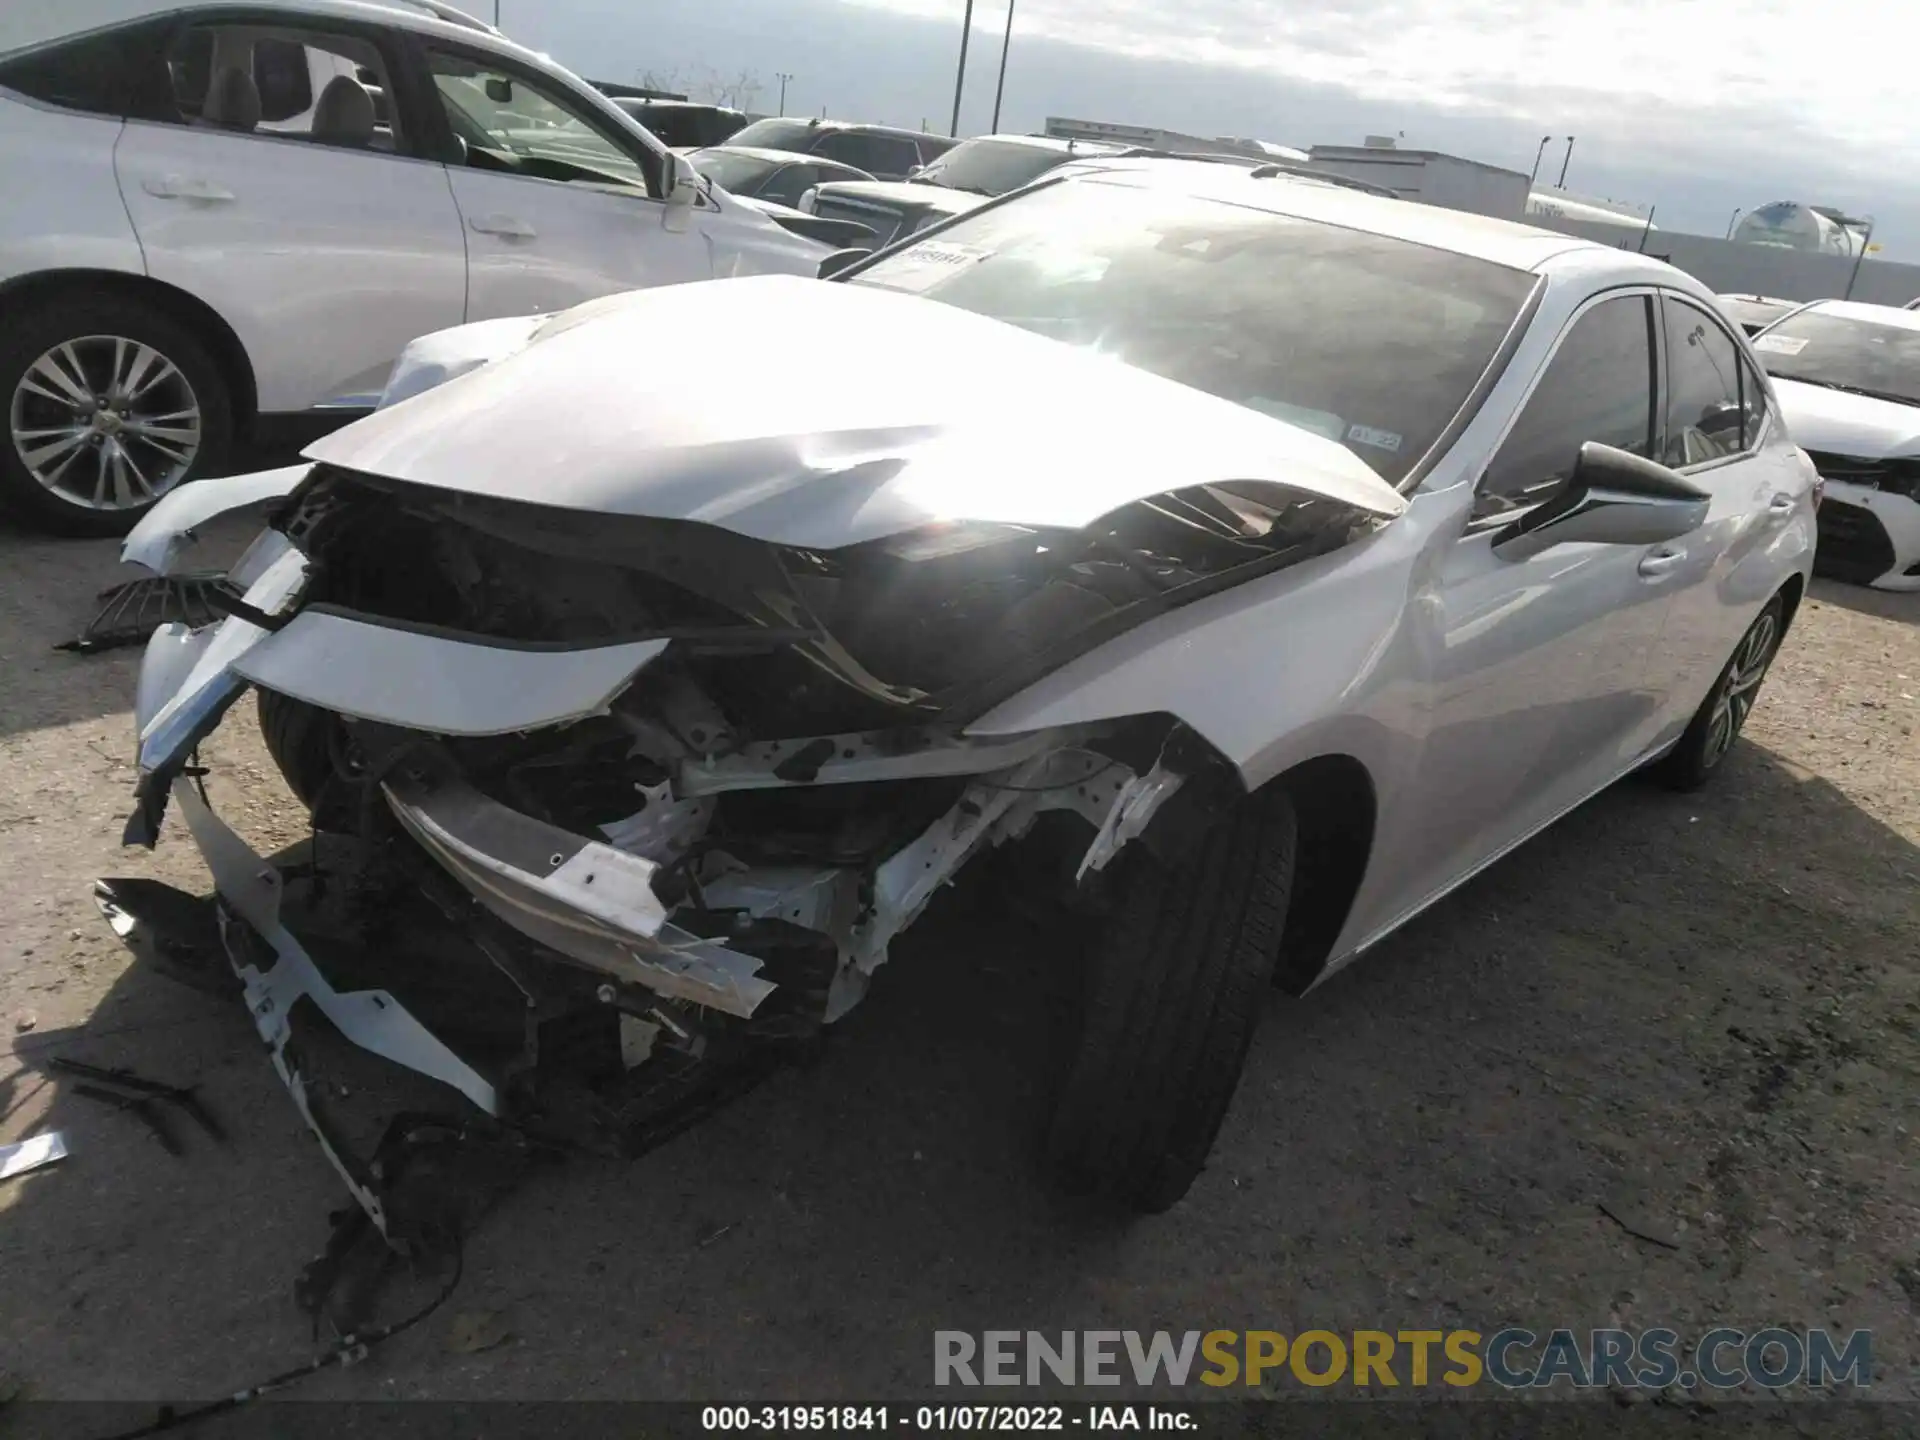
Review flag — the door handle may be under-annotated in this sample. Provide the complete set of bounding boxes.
[1765,493,1796,524]
[1638,547,1686,578]
[469,214,536,238]
[142,176,235,202]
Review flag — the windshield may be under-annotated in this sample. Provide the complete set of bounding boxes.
[913,138,1084,195]
[729,118,822,152]
[1753,310,1920,407]
[849,179,1538,484]
[688,148,782,193]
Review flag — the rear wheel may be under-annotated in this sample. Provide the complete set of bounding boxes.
[1044,789,1297,1212]
[0,294,232,536]
[1653,595,1785,792]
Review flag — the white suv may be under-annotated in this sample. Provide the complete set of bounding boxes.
[0,0,829,533]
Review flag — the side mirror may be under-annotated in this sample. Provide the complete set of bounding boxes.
[663,152,699,233]
[1491,442,1709,562]
[817,247,871,279]
[906,163,925,178]
[484,77,513,104]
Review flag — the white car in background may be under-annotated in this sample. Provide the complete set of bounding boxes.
[0,0,826,534]
[1749,299,1920,591]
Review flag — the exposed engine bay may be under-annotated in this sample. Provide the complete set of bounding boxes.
[110,461,1382,1256]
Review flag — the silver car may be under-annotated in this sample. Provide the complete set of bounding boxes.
[114,160,1816,1238]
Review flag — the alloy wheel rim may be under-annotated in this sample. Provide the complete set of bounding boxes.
[8,335,202,510]
[1703,611,1778,767]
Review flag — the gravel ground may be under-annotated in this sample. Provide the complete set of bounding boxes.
[0,515,1916,1410]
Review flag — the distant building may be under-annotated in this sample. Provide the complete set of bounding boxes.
[1304,141,1531,222]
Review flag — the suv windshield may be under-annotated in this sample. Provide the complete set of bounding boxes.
[729,118,823,152]
[688,148,782,193]
[913,138,1091,195]
[1753,310,1920,407]
[850,179,1538,484]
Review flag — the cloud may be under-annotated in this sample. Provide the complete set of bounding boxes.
[847,0,1913,173]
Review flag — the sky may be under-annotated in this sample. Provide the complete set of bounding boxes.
[6,0,1911,256]
[498,0,1915,257]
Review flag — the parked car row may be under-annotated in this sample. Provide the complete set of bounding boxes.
[113,155,1818,1232]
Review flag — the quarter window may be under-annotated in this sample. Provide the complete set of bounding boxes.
[1480,295,1655,513]
[0,21,177,120]
[1663,298,1748,467]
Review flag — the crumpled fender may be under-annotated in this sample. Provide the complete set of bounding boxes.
[120,464,312,577]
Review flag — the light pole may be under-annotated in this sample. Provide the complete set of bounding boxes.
[1528,134,1552,185]
[1843,215,1876,300]
[989,0,1016,133]
[1725,208,1743,238]
[949,0,975,138]
[1556,135,1575,188]
[776,72,793,116]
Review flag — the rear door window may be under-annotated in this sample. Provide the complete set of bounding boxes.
[164,23,404,151]
[1662,297,1749,467]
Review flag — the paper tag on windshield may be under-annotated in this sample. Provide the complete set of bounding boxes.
[1347,423,1404,453]
[1754,334,1808,355]
[864,242,990,293]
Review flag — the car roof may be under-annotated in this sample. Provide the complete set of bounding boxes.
[1052,159,1627,274]
[698,144,860,168]
[8,0,546,63]
[954,133,1124,155]
[812,180,985,212]
[1789,298,1920,331]
[621,99,740,114]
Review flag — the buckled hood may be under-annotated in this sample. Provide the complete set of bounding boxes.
[305,274,1406,550]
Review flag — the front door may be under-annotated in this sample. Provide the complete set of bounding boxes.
[1384,291,1682,918]
[420,45,712,321]
[115,17,466,412]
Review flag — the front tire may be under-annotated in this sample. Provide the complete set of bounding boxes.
[1044,789,1297,1212]
[1654,595,1786,792]
[0,294,233,536]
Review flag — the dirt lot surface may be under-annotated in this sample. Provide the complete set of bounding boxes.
[1,514,1916,1412]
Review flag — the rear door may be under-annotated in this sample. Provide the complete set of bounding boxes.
[419,41,712,320]
[113,14,466,412]
[1639,292,1805,735]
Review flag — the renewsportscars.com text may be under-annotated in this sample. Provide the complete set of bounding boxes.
[933,1328,1873,1391]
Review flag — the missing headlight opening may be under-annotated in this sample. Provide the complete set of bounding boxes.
[111,464,1378,1260]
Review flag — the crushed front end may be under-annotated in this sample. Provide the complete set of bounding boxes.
[111,464,1376,1240]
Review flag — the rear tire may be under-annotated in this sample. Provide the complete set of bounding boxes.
[1653,595,1786,792]
[0,293,234,536]
[1044,789,1297,1212]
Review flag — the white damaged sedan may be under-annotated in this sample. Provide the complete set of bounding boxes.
[111,161,1816,1234]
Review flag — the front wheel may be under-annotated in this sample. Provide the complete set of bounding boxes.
[1653,595,1786,792]
[1043,789,1297,1212]
[0,294,233,536]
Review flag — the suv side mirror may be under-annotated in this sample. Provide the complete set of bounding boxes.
[663,152,699,232]
[1491,442,1709,562]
